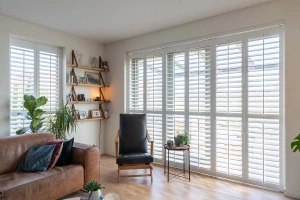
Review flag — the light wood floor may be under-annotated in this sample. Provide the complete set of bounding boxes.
[66,155,293,200]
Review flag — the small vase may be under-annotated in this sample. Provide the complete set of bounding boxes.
[91,189,102,200]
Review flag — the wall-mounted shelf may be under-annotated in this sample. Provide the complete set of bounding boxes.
[67,50,110,121]
[67,64,109,72]
[68,100,110,104]
[67,83,106,88]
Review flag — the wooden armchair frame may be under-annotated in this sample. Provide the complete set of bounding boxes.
[115,129,154,182]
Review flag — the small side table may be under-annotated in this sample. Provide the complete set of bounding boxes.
[163,144,190,182]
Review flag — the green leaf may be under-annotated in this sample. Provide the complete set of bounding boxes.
[35,96,48,108]
[16,127,29,135]
[24,101,36,115]
[33,109,46,119]
[291,134,300,152]
[24,95,36,102]
[17,113,32,120]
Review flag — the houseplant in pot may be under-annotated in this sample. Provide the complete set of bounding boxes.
[16,95,48,134]
[47,100,77,140]
[84,180,105,200]
[174,131,189,147]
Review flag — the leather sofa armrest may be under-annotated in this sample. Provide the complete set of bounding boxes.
[72,142,100,184]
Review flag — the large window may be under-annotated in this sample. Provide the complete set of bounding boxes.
[127,25,283,190]
[10,38,62,134]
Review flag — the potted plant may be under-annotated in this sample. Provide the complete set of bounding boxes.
[291,134,300,152]
[16,95,48,135]
[174,131,189,147]
[84,180,105,200]
[47,100,77,140]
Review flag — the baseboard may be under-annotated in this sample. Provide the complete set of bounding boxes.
[284,188,300,199]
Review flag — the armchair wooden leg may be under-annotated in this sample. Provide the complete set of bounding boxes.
[118,168,120,183]
[150,166,153,182]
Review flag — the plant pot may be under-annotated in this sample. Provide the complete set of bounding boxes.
[91,189,102,200]
[174,137,183,147]
[167,140,174,147]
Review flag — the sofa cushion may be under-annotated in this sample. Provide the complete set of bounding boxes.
[56,138,74,166]
[117,153,153,165]
[0,164,84,200]
[0,133,55,175]
[43,139,63,169]
[16,144,56,172]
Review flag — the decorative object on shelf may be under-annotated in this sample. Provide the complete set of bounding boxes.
[87,98,93,102]
[77,94,86,101]
[78,111,87,119]
[95,94,101,101]
[86,72,100,85]
[104,109,109,118]
[91,57,99,68]
[167,140,174,148]
[68,72,74,83]
[91,110,102,118]
[174,131,189,147]
[102,61,109,71]
[84,180,105,200]
[16,95,48,135]
[76,76,85,84]
[46,100,77,140]
[67,94,74,102]
[75,50,83,65]
[99,56,103,69]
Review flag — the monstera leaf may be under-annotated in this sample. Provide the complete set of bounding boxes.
[291,134,300,152]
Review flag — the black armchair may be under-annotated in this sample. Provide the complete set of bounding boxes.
[115,114,154,182]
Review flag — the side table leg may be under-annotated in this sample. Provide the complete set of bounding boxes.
[183,150,185,174]
[168,149,170,182]
[189,148,190,181]
[164,148,166,175]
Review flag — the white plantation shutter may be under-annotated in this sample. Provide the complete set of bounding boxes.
[129,57,144,111]
[10,39,35,134]
[127,25,283,190]
[166,51,185,111]
[246,29,282,186]
[9,38,61,135]
[38,45,60,112]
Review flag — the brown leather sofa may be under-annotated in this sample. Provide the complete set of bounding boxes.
[0,133,100,200]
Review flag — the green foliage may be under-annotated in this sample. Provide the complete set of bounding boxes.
[16,95,48,135]
[174,131,189,146]
[291,134,300,152]
[84,181,105,192]
[47,100,77,140]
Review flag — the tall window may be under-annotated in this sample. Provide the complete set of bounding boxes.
[127,25,283,190]
[10,38,61,134]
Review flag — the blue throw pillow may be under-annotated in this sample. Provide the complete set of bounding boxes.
[16,144,56,172]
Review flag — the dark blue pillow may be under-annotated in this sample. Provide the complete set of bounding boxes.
[56,138,74,166]
[16,144,56,172]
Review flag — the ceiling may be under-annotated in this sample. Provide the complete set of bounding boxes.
[0,0,274,44]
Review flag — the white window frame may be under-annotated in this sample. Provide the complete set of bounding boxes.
[126,23,284,190]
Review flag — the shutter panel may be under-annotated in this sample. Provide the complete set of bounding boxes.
[216,40,243,114]
[216,117,243,176]
[38,45,60,112]
[129,58,144,111]
[189,115,211,169]
[10,39,35,134]
[189,46,211,112]
[248,35,280,115]
[147,114,163,160]
[166,51,185,111]
[147,54,162,111]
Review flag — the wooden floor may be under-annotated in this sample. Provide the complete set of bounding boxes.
[67,155,293,200]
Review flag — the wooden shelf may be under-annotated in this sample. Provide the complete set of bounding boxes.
[67,64,109,72]
[76,117,109,122]
[67,83,107,88]
[68,100,110,104]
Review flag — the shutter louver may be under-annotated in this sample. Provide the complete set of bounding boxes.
[166,51,185,111]
[39,50,60,112]
[189,47,211,112]
[147,114,163,160]
[129,58,144,111]
[10,44,35,134]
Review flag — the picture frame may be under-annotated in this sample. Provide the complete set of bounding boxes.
[85,72,100,85]
[78,111,87,119]
[91,110,102,118]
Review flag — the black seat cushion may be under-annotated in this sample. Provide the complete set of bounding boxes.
[117,153,153,165]
[119,114,147,154]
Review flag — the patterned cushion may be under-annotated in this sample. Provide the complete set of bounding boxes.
[16,144,56,172]
[43,139,63,169]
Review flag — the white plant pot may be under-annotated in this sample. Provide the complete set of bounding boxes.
[91,189,102,200]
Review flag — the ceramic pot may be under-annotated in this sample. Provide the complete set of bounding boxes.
[91,189,102,200]
[174,137,183,147]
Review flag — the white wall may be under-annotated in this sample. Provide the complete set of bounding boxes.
[0,14,106,154]
[104,0,300,198]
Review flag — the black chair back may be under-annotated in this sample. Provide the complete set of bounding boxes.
[119,114,147,154]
